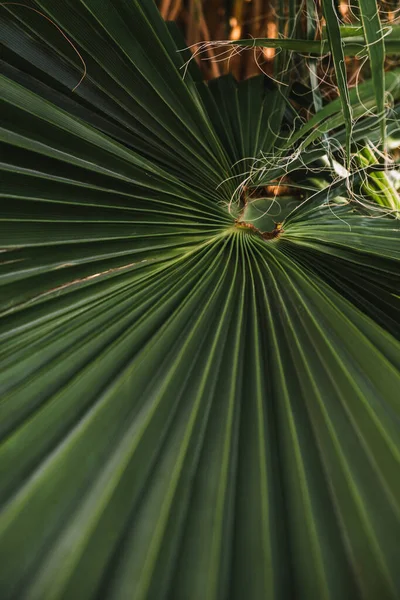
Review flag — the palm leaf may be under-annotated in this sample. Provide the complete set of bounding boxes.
[1,2,400,599]
[228,27,400,55]
[357,1,386,145]
[321,0,352,165]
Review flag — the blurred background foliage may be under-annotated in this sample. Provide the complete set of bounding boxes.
[157,0,400,94]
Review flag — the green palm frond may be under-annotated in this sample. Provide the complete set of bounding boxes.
[1,2,400,599]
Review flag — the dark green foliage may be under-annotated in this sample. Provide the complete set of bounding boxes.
[0,2,399,599]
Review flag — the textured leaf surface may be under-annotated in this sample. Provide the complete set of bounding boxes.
[1,2,400,600]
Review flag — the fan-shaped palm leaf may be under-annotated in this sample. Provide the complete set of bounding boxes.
[1,2,399,599]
